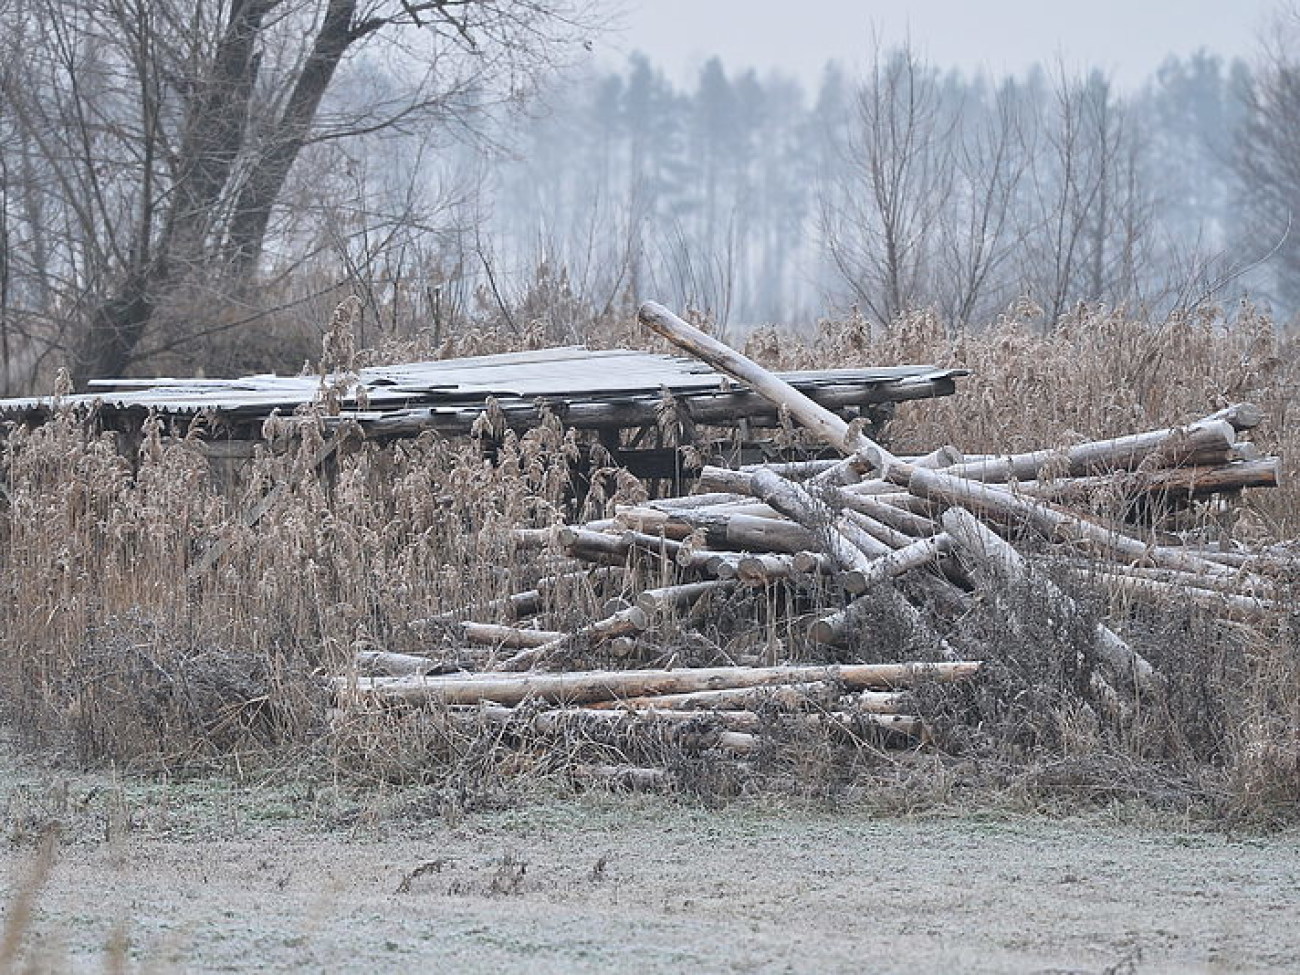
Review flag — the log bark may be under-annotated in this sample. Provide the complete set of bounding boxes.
[735,552,832,585]
[584,682,909,713]
[1059,566,1277,622]
[457,705,924,749]
[354,651,443,677]
[748,467,886,569]
[639,301,910,477]
[936,418,1237,483]
[1014,458,1280,504]
[422,567,622,624]
[343,660,982,706]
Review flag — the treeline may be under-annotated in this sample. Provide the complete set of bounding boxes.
[486,48,1261,332]
[0,1,1297,395]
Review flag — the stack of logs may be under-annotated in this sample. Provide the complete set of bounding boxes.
[340,302,1287,772]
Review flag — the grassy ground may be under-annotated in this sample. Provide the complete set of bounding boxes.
[1,303,1298,972]
[3,732,1299,974]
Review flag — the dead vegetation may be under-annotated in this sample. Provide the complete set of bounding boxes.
[0,299,1297,823]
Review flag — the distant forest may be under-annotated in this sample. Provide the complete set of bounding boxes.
[2,0,1297,393]
[483,49,1264,334]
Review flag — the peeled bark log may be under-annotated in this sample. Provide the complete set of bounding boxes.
[809,588,958,661]
[735,552,831,585]
[497,605,651,672]
[1062,566,1277,622]
[639,301,909,476]
[585,682,909,713]
[459,705,924,749]
[937,418,1237,483]
[747,467,884,569]
[343,660,982,706]
[354,651,443,677]
[423,567,622,624]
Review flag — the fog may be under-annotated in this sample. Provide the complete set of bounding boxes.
[612,0,1274,91]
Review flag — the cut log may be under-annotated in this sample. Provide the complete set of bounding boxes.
[940,507,1156,692]
[823,487,941,537]
[460,705,761,754]
[811,443,963,488]
[421,567,622,623]
[1015,457,1281,505]
[354,651,444,677]
[910,467,1238,579]
[639,301,909,477]
[572,764,672,791]
[500,605,651,671]
[834,533,952,595]
[747,467,885,569]
[736,552,832,585]
[934,418,1237,484]
[584,682,909,713]
[636,579,736,615]
[458,705,924,749]
[1040,555,1276,599]
[616,505,819,553]
[461,622,566,649]
[343,660,982,706]
[1060,566,1277,622]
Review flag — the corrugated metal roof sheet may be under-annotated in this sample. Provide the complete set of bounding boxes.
[0,347,966,425]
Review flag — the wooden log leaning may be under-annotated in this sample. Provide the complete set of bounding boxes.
[343,660,982,707]
[639,301,908,476]
[641,302,1261,589]
[747,466,888,568]
[940,507,1157,692]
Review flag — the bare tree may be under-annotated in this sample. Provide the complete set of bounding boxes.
[0,0,596,388]
[1021,68,1155,326]
[823,45,956,324]
[1235,5,1300,313]
[933,76,1034,327]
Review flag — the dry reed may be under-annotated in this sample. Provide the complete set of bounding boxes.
[0,296,1296,820]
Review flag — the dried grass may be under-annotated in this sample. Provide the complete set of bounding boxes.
[1,299,1297,822]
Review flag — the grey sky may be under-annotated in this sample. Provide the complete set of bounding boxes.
[604,0,1278,90]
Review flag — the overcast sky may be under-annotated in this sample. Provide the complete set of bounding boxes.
[603,0,1279,90]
